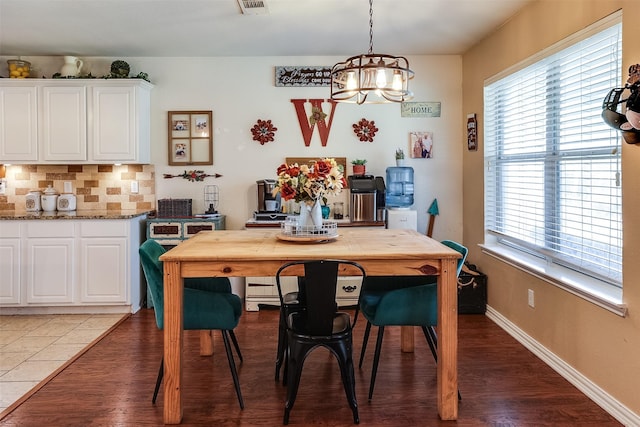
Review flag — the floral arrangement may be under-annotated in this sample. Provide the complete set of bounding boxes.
[274,158,346,205]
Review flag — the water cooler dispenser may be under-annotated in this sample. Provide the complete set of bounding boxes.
[385,166,417,231]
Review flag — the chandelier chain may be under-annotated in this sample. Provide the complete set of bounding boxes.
[368,0,374,54]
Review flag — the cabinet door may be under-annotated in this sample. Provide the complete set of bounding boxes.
[80,237,127,303]
[40,85,87,161]
[0,238,21,304]
[26,238,74,304]
[90,84,150,163]
[0,86,38,161]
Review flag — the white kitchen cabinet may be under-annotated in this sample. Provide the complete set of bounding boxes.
[25,221,76,304]
[0,79,152,164]
[90,83,151,163]
[0,85,38,161]
[40,85,87,161]
[79,221,129,304]
[0,223,22,304]
[0,215,147,314]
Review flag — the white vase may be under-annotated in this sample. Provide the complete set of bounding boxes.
[396,159,405,166]
[299,200,323,229]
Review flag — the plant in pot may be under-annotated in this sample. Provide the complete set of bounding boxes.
[351,159,367,175]
[395,149,405,166]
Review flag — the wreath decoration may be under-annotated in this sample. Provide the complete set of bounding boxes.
[251,119,278,145]
[352,118,379,142]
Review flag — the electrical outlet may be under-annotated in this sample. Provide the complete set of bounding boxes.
[0,178,6,195]
[63,181,73,193]
[131,181,139,194]
[528,289,535,308]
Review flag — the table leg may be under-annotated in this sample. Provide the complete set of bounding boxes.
[437,257,458,420]
[200,330,214,356]
[400,326,415,352]
[164,261,184,424]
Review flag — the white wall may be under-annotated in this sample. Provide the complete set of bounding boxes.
[6,55,463,236]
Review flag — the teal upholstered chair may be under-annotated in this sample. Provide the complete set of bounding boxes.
[139,239,244,409]
[357,239,468,401]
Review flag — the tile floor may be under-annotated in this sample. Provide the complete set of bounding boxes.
[0,313,126,415]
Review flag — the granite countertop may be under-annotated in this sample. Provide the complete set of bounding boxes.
[0,209,154,220]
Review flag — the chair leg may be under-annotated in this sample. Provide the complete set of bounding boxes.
[221,330,244,409]
[421,326,438,362]
[368,326,385,401]
[421,326,462,401]
[359,321,372,369]
[229,329,243,363]
[152,357,164,404]
[283,337,310,425]
[275,308,287,381]
[333,338,360,424]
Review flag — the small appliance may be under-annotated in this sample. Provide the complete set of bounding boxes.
[255,179,287,221]
[348,175,377,222]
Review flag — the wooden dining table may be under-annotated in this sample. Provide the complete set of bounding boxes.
[159,228,461,424]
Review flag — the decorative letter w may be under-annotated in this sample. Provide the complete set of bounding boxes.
[291,99,338,147]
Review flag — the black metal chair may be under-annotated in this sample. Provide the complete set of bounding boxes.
[276,259,365,425]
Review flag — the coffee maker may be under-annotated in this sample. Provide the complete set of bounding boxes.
[256,179,282,213]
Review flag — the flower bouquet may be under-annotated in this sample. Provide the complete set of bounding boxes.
[274,158,346,231]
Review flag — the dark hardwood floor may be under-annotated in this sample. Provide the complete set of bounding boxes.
[0,307,621,426]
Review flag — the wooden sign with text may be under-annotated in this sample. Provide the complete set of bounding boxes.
[401,102,442,118]
[275,66,332,87]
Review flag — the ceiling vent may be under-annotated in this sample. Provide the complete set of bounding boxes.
[237,0,269,15]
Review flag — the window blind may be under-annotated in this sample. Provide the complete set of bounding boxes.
[484,19,623,285]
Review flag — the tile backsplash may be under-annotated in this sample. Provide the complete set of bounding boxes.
[0,164,155,211]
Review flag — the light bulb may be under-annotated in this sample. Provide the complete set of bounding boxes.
[392,70,403,91]
[346,71,357,90]
[376,59,387,88]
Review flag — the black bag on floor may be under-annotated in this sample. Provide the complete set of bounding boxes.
[458,263,487,314]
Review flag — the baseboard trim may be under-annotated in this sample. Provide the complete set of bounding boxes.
[485,306,639,426]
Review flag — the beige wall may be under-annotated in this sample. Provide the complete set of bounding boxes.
[462,0,640,415]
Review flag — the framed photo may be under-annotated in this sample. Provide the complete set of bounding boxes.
[168,111,213,165]
[409,131,433,158]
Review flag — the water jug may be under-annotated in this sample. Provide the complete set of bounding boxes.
[60,56,83,77]
[385,166,414,208]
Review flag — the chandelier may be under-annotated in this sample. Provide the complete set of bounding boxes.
[330,0,414,105]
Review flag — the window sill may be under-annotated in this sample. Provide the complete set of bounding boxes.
[479,243,627,317]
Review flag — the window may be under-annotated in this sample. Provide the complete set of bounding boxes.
[484,15,623,289]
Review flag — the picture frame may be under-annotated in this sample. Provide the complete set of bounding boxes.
[409,131,433,158]
[168,111,213,165]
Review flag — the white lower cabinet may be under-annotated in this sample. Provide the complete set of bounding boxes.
[0,216,146,313]
[27,237,75,304]
[80,221,128,304]
[244,276,361,312]
[0,225,21,304]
